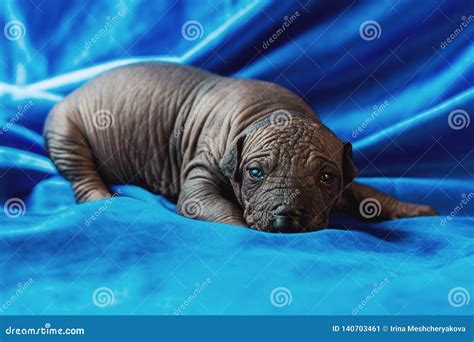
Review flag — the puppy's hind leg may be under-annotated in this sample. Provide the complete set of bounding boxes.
[336,182,438,222]
[44,107,111,203]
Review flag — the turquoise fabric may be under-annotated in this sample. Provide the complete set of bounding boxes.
[0,0,473,315]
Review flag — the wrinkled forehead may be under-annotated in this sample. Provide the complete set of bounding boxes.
[242,119,343,168]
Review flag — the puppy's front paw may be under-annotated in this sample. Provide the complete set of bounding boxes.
[392,203,438,219]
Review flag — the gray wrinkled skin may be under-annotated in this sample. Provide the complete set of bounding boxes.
[44,62,437,233]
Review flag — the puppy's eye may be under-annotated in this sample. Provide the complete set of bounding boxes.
[248,167,264,179]
[319,173,334,184]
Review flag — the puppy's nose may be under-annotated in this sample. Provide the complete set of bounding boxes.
[270,209,309,233]
[281,209,306,217]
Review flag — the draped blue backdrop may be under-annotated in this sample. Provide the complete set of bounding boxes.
[0,0,473,315]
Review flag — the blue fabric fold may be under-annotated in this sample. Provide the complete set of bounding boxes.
[1,0,473,315]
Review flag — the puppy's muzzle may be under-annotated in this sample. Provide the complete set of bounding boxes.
[270,209,309,233]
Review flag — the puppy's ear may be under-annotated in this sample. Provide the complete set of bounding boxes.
[219,134,245,181]
[342,142,357,186]
[219,118,271,181]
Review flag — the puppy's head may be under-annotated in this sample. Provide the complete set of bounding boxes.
[220,112,356,233]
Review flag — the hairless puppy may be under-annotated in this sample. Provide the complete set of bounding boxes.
[44,62,437,232]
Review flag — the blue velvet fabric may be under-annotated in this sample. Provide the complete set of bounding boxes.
[1,1,473,315]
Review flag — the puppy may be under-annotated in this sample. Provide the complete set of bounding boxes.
[44,62,437,232]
